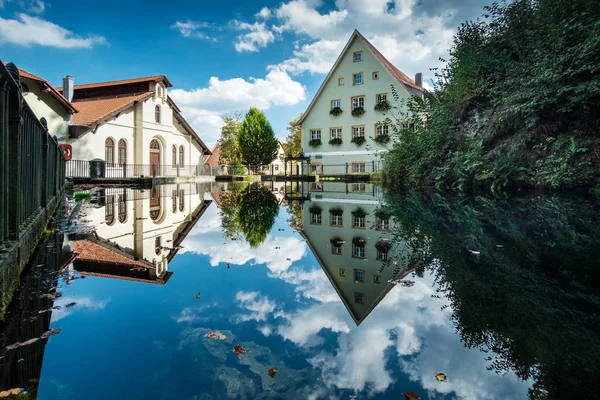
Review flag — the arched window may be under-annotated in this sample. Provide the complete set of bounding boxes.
[157,85,163,98]
[179,189,184,212]
[172,189,177,213]
[179,146,185,167]
[118,139,127,165]
[155,105,161,123]
[155,236,162,255]
[172,145,177,167]
[105,138,114,164]
[150,139,160,150]
[105,195,115,225]
[118,192,127,223]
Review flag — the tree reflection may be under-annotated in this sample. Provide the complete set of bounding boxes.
[239,189,279,247]
[219,186,279,248]
[380,191,600,399]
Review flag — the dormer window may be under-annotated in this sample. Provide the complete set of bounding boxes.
[155,105,161,123]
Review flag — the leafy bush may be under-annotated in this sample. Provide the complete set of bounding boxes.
[308,204,322,214]
[329,207,343,216]
[374,100,391,112]
[351,207,366,217]
[329,138,343,146]
[329,107,343,116]
[351,136,366,146]
[351,107,365,117]
[374,134,390,144]
[308,138,322,147]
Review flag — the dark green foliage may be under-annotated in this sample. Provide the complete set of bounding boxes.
[381,190,600,399]
[329,207,343,216]
[330,237,343,246]
[351,207,366,217]
[351,136,366,146]
[352,237,365,246]
[374,134,390,144]
[329,138,343,146]
[308,139,322,147]
[239,107,279,166]
[375,240,392,252]
[351,107,365,117]
[329,107,343,116]
[308,204,322,214]
[374,100,391,112]
[383,0,600,191]
[238,189,279,248]
[73,192,91,201]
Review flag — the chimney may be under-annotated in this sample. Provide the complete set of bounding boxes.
[62,75,74,124]
[415,72,422,88]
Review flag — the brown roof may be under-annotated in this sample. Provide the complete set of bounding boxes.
[58,75,173,91]
[5,64,78,114]
[73,239,152,268]
[76,270,172,285]
[204,142,222,167]
[71,92,154,126]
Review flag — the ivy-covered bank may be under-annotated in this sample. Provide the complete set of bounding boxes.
[382,0,600,192]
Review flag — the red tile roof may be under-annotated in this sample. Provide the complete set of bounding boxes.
[73,239,153,268]
[58,75,172,91]
[71,92,154,126]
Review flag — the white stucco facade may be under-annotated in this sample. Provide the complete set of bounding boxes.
[299,31,423,173]
[22,77,71,139]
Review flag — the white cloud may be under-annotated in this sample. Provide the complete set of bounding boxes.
[1,0,46,13]
[236,291,278,322]
[0,13,107,48]
[232,20,276,52]
[169,69,305,148]
[51,296,108,322]
[171,20,215,41]
[255,7,272,20]
[272,39,344,75]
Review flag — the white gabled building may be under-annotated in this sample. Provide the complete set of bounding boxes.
[298,30,424,174]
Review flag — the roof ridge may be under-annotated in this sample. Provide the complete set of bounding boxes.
[58,75,172,91]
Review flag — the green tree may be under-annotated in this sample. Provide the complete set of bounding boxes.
[281,113,303,157]
[239,108,278,169]
[219,113,243,165]
[238,189,279,247]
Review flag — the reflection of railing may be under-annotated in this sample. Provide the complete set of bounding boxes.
[0,61,66,243]
[308,161,381,176]
[66,160,228,179]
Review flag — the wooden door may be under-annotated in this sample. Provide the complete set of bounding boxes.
[150,152,160,177]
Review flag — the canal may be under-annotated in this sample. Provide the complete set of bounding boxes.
[1,182,599,399]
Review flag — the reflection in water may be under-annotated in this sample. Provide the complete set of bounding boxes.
[379,191,600,399]
[1,182,598,399]
[70,184,212,284]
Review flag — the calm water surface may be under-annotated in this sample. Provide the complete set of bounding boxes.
[1,182,599,399]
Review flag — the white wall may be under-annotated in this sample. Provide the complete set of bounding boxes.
[23,78,70,139]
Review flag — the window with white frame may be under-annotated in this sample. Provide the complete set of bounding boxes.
[352,126,365,138]
[376,124,389,136]
[330,128,342,140]
[352,183,366,192]
[310,129,321,140]
[353,73,363,85]
[310,163,322,174]
[376,216,391,231]
[352,96,365,110]
[330,214,343,226]
[310,211,322,224]
[331,99,341,109]
[353,215,366,228]
[332,244,342,255]
[352,162,366,173]
[353,243,366,258]
[338,77,344,85]
[377,249,388,261]
[377,93,387,103]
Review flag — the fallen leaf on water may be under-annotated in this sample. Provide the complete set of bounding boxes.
[65,302,77,308]
[195,293,201,300]
[17,358,24,363]
[6,343,20,351]
[0,388,24,397]
[469,250,480,255]
[20,337,40,347]
[204,331,227,340]
[268,368,277,378]
[435,373,447,382]
[233,345,246,356]
[404,392,420,400]
[41,328,62,339]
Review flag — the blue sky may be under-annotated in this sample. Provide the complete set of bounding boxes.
[0,0,489,147]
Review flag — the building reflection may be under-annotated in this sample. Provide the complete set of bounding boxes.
[70,183,212,284]
[296,182,415,325]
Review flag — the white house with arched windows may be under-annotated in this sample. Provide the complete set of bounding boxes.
[52,75,211,176]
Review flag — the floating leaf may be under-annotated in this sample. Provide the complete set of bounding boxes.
[20,337,40,347]
[6,343,20,351]
[404,392,421,400]
[204,331,227,340]
[65,302,77,308]
[195,293,201,300]
[435,373,447,382]
[268,368,277,378]
[0,388,24,397]
[41,328,62,339]
[233,345,246,356]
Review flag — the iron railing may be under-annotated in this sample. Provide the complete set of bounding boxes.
[66,160,228,179]
[0,61,66,243]
[307,161,381,175]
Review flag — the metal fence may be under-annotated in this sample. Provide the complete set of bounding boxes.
[0,61,66,243]
[66,160,228,179]
[308,160,381,175]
